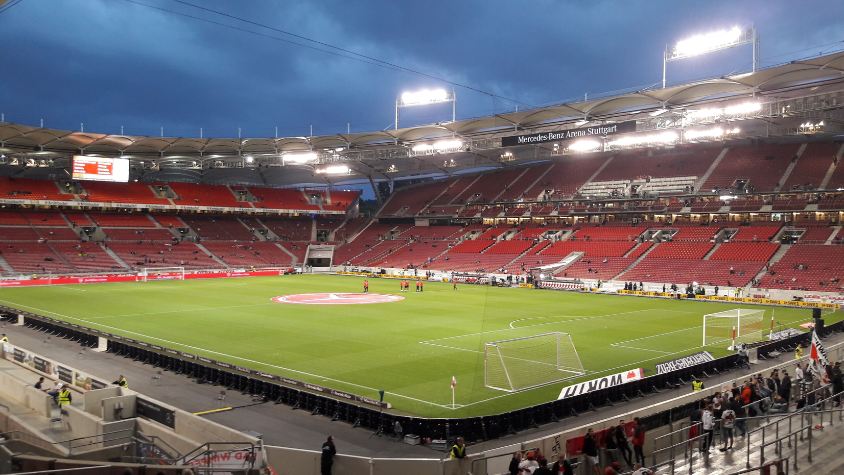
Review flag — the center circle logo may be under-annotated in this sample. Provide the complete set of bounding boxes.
[271,293,404,305]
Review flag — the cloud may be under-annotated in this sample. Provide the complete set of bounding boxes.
[0,0,841,137]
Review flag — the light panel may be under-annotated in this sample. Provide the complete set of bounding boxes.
[673,27,742,58]
[401,89,450,106]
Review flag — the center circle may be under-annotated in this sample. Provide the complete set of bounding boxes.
[271,293,404,305]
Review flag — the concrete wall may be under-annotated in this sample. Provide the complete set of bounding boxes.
[83,388,121,416]
[265,446,449,475]
[63,405,102,451]
[0,367,53,417]
[136,418,201,457]
[100,395,136,422]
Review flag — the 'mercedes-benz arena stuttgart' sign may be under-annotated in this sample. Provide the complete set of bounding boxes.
[272,293,404,305]
[501,120,637,147]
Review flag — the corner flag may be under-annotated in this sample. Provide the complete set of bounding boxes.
[451,376,456,409]
[810,329,829,383]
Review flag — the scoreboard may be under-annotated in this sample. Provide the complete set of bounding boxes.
[72,156,130,182]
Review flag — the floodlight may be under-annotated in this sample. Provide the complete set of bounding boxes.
[574,119,589,126]
[608,131,677,148]
[674,27,742,57]
[684,127,740,140]
[396,89,456,129]
[724,102,761,115]
[663,26,758,88]
[401,89,449,105]
[412,143,434,152]
[245,156,254,163]
[315,165,349,175]
[567,141,602,152]
[283,152,318,164]
[433,140,463,150]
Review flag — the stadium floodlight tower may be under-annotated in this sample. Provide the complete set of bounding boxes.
[395,89,456,129]
[663,26,759,88]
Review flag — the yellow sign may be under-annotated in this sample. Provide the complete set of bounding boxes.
[617,289,840,309]
[519,283,534,288]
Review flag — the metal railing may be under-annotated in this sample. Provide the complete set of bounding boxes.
[1,428,134,456]
[651,422,700,467]
[61,428,135,454]
[180,441,258,475]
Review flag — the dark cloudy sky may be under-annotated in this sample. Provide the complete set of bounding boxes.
[1,0,842,139]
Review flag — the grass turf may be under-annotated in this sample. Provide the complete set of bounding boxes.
[0,274,834,418]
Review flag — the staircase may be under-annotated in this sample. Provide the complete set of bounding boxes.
[0,254,14,272]
[274,243,299,265]
[819,143,844,189]
[489,167,529,202]
[702,242,721,260]
[499,241,549,271]
[576,156,614,194]
[195,243,229,268]
[612,242,658,279]
[695,147,729,191]
[826,227,841,245]
[775,143,807,192]
[751,243,790,284]
[103,246,132,270]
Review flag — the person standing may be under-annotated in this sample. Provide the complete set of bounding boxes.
[508,451,522,475]
[692,377,704,392]
[58,385,72,408]
[518,452,539,474]
[321,436,336,475]
[582,429,600,475]
[453,279,457,290]
[415,279,420,292]
[795,345,803,359]
[700,405,714,452]
[604,423,619,465]
[780,372,792,401]
[720,401,736,451]
[631,418,646,466]
[615,420,633,468]
[419,279,423,292]
[363,280,369,293]
[732,397,747,437]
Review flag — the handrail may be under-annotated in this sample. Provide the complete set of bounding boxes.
[139,433,184,459]
[180,441,257,468]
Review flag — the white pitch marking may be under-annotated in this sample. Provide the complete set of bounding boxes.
[0,299,453,409]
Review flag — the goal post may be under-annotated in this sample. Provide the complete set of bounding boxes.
[485,332,585,392]
[703,308,765,348]
[139,267,185,282]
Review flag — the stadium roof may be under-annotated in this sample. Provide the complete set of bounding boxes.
[1,50,843,180]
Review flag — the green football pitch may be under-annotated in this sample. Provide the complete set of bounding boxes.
[0,274,834,417]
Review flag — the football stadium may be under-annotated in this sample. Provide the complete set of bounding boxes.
[3,2,844,474]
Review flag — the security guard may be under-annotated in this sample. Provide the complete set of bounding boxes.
[114,375,129,389]
[0,333,8,343]
[795,345,803,359]
[58,387,72,407]
[692,378,704,392]
[449,437,466,459]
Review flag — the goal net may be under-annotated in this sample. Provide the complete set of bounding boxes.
[139,267,185,282]
[703,308,765,348]
[485,332,585,392]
